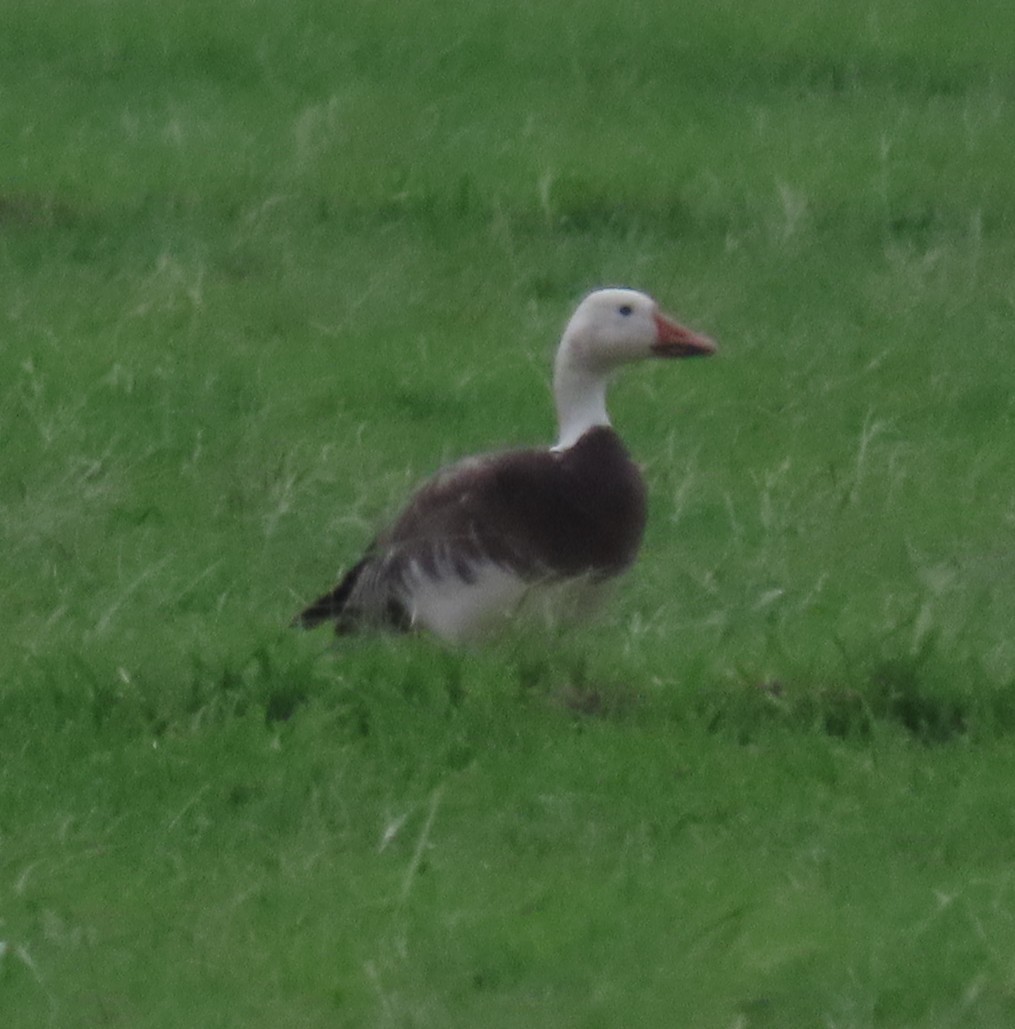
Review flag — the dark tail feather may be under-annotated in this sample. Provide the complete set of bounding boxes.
[291,558,369,630]
[292,559,413,634]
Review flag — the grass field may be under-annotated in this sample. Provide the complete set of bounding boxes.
[3,0,1015,1024]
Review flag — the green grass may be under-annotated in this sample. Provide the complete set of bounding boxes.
[3,0,1015,1024]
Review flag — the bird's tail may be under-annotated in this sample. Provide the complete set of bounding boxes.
[291,558,369,630]
[291,557,412,634]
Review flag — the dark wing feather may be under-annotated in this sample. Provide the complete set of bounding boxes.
[378,427,646,580]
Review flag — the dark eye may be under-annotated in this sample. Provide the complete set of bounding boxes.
[618,304,633,316]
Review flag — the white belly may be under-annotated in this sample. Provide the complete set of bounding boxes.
[406,562,530,643]
[404,562,611,644]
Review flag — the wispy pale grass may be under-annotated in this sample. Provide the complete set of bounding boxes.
[3,0,1015,1025]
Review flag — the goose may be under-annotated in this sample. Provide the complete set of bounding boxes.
[293,287,716,643]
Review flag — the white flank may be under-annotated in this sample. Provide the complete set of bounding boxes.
[406,561,530,643]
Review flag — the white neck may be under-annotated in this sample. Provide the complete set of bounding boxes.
[552,349,612,450]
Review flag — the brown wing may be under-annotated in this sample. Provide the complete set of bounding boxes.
[378,426,646,580]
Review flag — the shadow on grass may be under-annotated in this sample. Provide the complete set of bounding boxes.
[9,618,1015,759]
[701,629,1015,746]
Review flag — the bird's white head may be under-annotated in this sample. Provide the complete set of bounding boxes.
[552,287,716,448]
[559,288,715,371]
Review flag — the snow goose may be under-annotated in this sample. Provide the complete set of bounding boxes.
[293,287,715,642]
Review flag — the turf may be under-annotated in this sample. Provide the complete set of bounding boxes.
[3,0,1015,1025]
